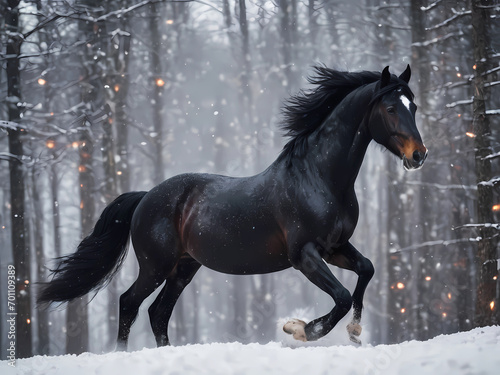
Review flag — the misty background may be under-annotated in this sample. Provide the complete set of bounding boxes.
[1,0,499,358]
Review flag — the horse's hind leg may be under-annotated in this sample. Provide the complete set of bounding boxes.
[324,242,374,344]
[148,254,201,346]
[116,227,181,351]
[116,266,166,351]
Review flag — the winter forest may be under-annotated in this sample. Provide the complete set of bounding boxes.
[0,0,499,360]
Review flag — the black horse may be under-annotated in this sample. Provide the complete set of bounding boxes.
[38,65,427,349]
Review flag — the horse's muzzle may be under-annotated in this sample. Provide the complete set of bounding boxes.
[403,149,427,170]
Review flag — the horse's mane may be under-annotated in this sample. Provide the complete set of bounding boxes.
[278,66,412,165]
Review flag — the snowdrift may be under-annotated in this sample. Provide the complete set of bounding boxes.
[3,326,499,375]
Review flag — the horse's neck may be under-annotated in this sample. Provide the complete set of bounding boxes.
[301,88,374,190]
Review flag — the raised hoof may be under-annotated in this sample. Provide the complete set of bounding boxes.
[283,318,307,342]
[349,334,362,345]
[347,322,362,345]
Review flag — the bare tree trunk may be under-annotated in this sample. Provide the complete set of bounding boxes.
[471,0,497,327]
[236,0,253,130]
[66,126,94,354]
[324,0,340,62]
[410,0,432,341]
[370,0,406,344]
[308,0,318,58]
[31,168,50,355]
[279,0,297,88]
[149,2,165,184]
[102,116,118,202]
[113,31,132,194]
[386,169,410,344]
[49,159,61,258]
[222,0,232,28]
[105,16,132,349]
[66,0,105,353]
[6,0,32,359]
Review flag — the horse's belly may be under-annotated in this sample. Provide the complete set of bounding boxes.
[191,246,291,275]
[185,224,291,275]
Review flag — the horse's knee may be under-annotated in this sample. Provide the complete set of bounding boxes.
[358,257,374,280]
[336,288,353,315]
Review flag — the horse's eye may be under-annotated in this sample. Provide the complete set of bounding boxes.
[386,106,395,114]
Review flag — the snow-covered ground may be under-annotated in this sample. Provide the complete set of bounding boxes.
[3,326,499,375]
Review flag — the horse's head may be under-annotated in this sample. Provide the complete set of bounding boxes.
[368,65,427,170]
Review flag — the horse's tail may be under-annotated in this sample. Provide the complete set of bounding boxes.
[37,191,147,305]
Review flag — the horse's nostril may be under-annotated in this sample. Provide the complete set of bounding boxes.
[413,150,422,162]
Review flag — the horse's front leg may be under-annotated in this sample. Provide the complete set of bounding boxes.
[324,242,374,344]
[283,242,352,342]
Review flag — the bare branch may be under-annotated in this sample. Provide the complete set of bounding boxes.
[402,180,477,191]
[482,151,500,161]
[0,120,22,131]
[425,9,471,31]
[485,81,500,88]
[478,177,500,186]
[454,223,500,230]
[486,109,500,115]
[412,30,463,47]
[420,0,441,12]
[0,152,23,163]
[396,237,481,252]
[446,97,473,108]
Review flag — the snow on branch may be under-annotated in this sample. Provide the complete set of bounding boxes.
[91,0,201,22]
[397,237,481,252]
[484,66,500,76]
[110,28,131,39]
[483,151,500,161]
[420,0,441,12]
[478,177,500,186]
[443,77,474,90]
[0,120,22,131]
[425,9,471,31]
[412,30,463,47]
[20,1,196,42]
[477,3,500,9]
[95,0,175,22]
[486,109,500,115]
[403,180,476,191]
[454,223,500,230]
[446,97,473,108]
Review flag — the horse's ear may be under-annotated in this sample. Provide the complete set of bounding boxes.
[381,66,391,88]
[399,64,411,83]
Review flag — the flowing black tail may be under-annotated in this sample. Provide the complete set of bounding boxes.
[37,191,147,304]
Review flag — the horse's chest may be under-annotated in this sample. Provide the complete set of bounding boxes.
[338,203,358,242]
[306,194,359,248]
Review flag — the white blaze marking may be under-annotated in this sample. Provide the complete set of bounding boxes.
[400,95,411,112]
